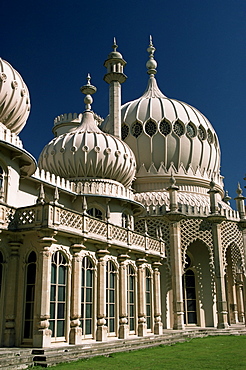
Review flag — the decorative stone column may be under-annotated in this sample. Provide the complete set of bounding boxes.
[137,258,147,336]
[69,244,84,344]
[168,220,185,330]
[118,253,129,339]
[208,181,228,329]
[4,237,22,346]
[96,248,109,341]
[236,273,245,323]
[33,232,56,347]
[165,176,185,330]
[152,261,163,335]
[240,226,246,327]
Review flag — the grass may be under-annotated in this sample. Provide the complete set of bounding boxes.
[32,335,246,369]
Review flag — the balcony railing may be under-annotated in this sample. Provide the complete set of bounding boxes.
[0,203,165,257]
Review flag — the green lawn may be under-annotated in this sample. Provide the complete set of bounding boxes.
[33,335,246,369]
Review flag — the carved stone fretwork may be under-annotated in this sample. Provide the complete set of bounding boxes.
[152,261,163,335]
[136,258,147,336]
[221,221,245,276]
[96,247,109,341]
[180,218,214,273]
[118,253,130,339]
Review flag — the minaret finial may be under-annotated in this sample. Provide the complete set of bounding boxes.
[80,74,97,111]
[113,37,118,51]
[146,35,157,75]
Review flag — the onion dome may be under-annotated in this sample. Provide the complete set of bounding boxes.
[0,58,30,134]
[38,75,136,187]
[102,37,222,194]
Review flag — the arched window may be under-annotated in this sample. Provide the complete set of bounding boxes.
[50,251,68,339]
[106,261,117,334]
[127,265,136,332]
[122,213,128,228]
[81,256,94,337]
[23,251,36,339]
[87,208,103,220]
[182,255,197,325]
[146,268,152,330]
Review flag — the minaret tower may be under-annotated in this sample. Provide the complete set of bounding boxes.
[104,38,127,138]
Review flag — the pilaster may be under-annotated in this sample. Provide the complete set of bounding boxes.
[4,237,22,346]
[137,258,147,336]
[168,221,184,330]
[210,221,229,328]
[96,248,109,341]
[118,253,129,339]
[33,231,56,347]
[69,244,84,344]
[152,261,163,335]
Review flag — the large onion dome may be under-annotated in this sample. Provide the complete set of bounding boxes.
[0,58,30,134]
[102,38,223,195]
[38,76,136,187]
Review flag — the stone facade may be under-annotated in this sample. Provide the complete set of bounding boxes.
[0,39,245,348]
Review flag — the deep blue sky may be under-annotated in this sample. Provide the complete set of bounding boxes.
[2,0,246,206]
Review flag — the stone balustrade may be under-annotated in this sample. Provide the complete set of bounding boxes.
[1,203,164,257]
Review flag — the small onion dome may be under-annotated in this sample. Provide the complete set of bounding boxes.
[0,58,30,134]
[38,75,136,187]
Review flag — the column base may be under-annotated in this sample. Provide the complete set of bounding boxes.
[118,324,129,339]
[4,328,15,347]
[138,323,147,337]
[96,325,108,341]
[33,329,52,348]
[69,326,82,345]
[154,321,163,335]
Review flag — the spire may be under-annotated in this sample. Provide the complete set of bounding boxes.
[113,37,118,52]
[80,74,97,111]
[79,75,101,133]
[146,35,157,75]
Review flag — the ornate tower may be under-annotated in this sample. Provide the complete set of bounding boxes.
[104,38,127,138]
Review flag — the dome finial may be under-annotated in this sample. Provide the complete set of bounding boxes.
[80,74,97,111]
[146,35,157,75]
[113,37,118,52]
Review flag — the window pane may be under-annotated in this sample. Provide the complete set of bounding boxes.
[110,274,115,288]
[50,285,56,301]
[58,266,66,284]
[58,286,65,301]
[86,304,92,318]
[109,318,114,332]
[85,319,92,334]
[51,265,56,284]
[86,288,92,302]
[57,303,65,319]
[86,270,93,287]
[26,285,35,301]
[109,304,114,317]
[50,303,55,319]
[49,320,54,335]
[57,320,64,337]
[27,264,36,283]
[109,290,114,302]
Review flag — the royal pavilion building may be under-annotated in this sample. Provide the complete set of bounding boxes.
[0,38,245,349]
